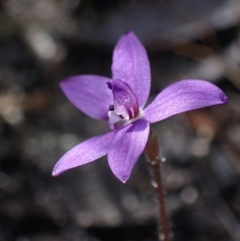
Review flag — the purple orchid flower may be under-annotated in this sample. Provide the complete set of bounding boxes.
[52,31,227,183]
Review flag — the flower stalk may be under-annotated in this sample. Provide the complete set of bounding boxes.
[145,129,171,241]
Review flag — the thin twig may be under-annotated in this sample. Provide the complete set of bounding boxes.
[145,129,171,241]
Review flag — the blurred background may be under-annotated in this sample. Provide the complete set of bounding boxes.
[1,0,240,240]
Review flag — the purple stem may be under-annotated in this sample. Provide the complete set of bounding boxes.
[145,129,171,241]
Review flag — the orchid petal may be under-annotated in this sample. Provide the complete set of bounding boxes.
[60,75,113,120]
[107,79,139,119]
[52,131,114,176]
[112,31,151,108]
[108,119,149,183]
[144,80,228,123]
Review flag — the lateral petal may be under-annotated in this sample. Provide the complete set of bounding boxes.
[144,80,228,123]
[52,131,114,176]
[112,31,151,108]
[108,119,149,183]
[60,75,113,120]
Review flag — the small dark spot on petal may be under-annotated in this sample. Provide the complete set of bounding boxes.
[109,105,114,111]
[125,30,131,35]
[107,82,113,90]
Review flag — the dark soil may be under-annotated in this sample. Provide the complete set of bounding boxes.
[1,1,240,240]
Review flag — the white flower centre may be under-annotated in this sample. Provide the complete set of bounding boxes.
[108,105,143,130]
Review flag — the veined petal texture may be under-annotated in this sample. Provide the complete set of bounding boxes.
[108,119,149,183]
[144,80,228,123]
[60,75,113,120]
[112,31,151,108]
[108,79,139,119]
[52,131,114,176]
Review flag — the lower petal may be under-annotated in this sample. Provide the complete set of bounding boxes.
[144,80,228,123]
[108,119,149,183]
[52,131,114,176]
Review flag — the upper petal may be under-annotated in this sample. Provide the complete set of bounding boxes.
[52,131,114,176]
[60,75,113,120]
[144,80,228,123]
[108,119,149,183]
[112,31,151,108]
